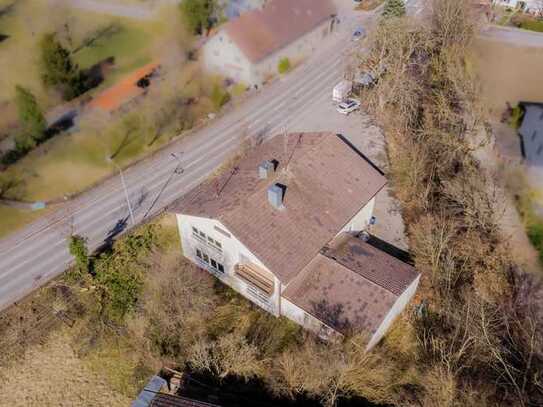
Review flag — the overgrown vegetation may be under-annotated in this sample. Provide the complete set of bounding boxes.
[356,0,543,404]
[382,0,406,18]
[210,83,231,110]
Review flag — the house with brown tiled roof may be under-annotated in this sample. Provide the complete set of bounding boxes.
[170,132,420,349]
[203,0,337,86]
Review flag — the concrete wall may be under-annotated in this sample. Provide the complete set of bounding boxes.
[366,274,421,350]
[176,214,281,315]
[339,197,376,235]
[203,16,335,86]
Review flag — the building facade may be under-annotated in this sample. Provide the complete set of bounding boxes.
[203,0,337,86]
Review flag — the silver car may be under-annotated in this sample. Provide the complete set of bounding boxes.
[337,98,361,115]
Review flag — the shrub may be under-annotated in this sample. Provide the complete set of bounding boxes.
[382,0,406,18]
[210,84,231,110]
[509,104,525,129]
[277,57,291,74]
[68,235,90,274]
[527,221,543,263]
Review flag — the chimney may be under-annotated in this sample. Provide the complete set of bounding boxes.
[258,160,275,179]
[268,183,285,209]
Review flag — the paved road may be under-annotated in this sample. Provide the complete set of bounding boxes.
[0,2,373,311]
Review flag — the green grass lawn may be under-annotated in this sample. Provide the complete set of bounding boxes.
[74,23,153,88]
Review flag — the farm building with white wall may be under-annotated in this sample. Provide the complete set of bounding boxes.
[203,0,337,86]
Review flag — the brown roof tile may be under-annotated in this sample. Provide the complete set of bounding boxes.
[283,233,419,335]
[322,233,419,296]
[170,132,387,284]
[223,0,337,63]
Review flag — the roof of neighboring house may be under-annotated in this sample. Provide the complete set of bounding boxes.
[283,233,419,335]
[519,102,543,167]
[170,132,386,284]
[88,62,160,112]
[222,0,336,64]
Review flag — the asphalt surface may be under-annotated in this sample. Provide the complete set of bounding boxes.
[480,25,543,47]
[0,2,368,311]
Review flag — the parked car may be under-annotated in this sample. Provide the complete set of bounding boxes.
[337,98,361,115]
[333,80,353,103]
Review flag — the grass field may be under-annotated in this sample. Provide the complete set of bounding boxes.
[473,38,543,118]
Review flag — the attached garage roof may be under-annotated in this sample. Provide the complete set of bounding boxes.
[222,0,336,63]
[283,233,419,335]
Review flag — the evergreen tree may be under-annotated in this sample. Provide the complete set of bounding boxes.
[39,33,83,100]
[382,0,406,18]
[14,85,46,144]
[179,0,216,35]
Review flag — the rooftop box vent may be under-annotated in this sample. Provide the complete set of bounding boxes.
[268,183,285,209]
[258,160,275,179]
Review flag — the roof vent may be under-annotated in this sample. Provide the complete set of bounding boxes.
[258,160,275,179]
[268,183,285,209]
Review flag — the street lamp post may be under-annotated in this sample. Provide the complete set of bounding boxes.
[109,158,135,225]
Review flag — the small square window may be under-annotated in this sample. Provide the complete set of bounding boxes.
[203,254,209,263]
[207,236,214,244]
[199,231,206,239]
[215,241,222,249]
[211,259,217,269]
[196,249,202,259]
[218,263,224,273]
[192,226,198,234]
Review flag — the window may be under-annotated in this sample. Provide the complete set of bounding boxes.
[214,241,222,250]
[207,236,215,245]
[196,249,202,259]
[214,226,231,238]
[203,253,209,264]
[218,263,224,273]
[192,226,198,234]
[199,231,206,239]
[211,259,217,269]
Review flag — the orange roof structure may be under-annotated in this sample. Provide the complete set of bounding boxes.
[88,62,160,112]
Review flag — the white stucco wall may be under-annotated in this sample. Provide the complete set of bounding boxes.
[176,214,281,315]
[281,297,337,340]
[203,31,254,83]
[339,197,376,235]
[203,16,335,86]
[366,274,421,350]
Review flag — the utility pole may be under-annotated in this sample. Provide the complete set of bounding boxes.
[109,158,135,225]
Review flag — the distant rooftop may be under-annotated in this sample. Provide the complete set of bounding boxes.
[222,0,336,63]
[170,132,387,284]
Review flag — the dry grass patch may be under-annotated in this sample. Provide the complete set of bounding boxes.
[0,331,131,407]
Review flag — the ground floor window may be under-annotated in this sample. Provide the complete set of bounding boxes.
[195,248,224,273]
